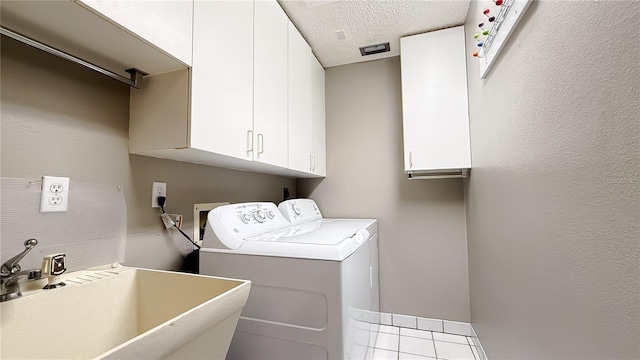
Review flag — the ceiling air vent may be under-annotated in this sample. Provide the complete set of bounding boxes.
[359,42,390,56]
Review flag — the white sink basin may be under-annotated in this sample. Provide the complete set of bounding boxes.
[0,266,251,359]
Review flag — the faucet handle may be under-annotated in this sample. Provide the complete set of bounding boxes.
[41,253,67,277]
[1,239,38,276]
[41,253,67,290]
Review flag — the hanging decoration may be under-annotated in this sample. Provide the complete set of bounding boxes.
[471,0,534,78]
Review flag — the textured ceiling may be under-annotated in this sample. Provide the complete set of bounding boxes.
[278,0,471,68]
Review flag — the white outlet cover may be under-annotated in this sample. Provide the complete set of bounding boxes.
[40,176,70,213]
[152,182,167,208]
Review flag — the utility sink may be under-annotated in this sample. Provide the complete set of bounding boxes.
[0,266,251,359]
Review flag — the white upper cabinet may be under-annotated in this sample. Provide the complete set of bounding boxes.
[130,1,255,166]
[288,21,313,173]
[129,0,325,178]
[190,0,254,161]
[400,26,471,178]
[311,56,327,177]
[253,0,289,168]
[77,0,193,65]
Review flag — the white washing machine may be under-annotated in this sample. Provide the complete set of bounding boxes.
[199,199,379,360]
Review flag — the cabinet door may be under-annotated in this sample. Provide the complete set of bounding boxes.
[190,0,254,161]
[400,26,471,171]
[254,0,289,168]
[77,0,193,65]
[287,22,313,173]
[311,56,327,176]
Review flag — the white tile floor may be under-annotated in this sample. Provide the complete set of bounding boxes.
[360,324,481,360]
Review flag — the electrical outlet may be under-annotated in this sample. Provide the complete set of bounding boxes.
[49,196,63,205]
[151,182,167,208]
[50,183,64,193]
[40,176,70,213]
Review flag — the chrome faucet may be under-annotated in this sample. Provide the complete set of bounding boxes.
[1,239,42,302]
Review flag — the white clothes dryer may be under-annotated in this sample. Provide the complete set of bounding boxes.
[199,199,379,360]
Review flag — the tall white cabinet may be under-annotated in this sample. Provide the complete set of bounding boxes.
[190,0,254,162]
[400,26,470,178]
[288,22,313,173]
[254,0,289,168]
[311,56,327,176]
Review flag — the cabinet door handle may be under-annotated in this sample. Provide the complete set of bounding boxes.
[370,266,373,288]
[247,130,254,154]
[310,154,313,171]
[409,150,413,169]
[257,134,264,155]
[312,154,316,171]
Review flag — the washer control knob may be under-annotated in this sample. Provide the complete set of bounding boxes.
[292,204,301,216]
[267,210,275,219]
[254,210,266,222]
[240,213,252,224]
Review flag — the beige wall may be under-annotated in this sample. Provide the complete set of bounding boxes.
[298,57,470,322]
[1,38,296,270]
[464,1,639,359]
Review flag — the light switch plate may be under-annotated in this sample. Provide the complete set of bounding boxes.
[40,176,70,213]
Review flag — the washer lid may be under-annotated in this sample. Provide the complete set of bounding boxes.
[202,218,377,261]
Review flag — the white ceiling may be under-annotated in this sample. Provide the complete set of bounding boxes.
[278,0,471,68]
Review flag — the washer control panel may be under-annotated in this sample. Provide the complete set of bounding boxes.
[278,199,322,224]
[229,203,282,227]
[204,202,291,249]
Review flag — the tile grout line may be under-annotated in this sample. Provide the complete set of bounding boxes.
[400,331,470,345]
[433,336,439,360]
[465,335,479,360]
[468,342,477,360]
[433,339,472,346]
[466,336,482,360]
